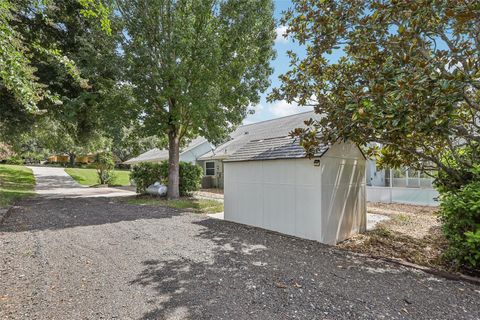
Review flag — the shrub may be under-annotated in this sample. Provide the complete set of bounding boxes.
[438,180,480,270]
[176,161,203,196]
[130,161,203,196]
[95,152,115,185]
[5,156,24,165]
[130,162,165,193]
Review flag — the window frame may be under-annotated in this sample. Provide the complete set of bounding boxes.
[205,161,215,176]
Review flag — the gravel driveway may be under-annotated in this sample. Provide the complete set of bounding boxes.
[1,197,479,320]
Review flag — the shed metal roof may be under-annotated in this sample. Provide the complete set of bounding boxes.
[225,136,329,162]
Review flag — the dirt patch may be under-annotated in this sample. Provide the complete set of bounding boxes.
[367,202,440,239]
[195,189,224,201]
[199,188,224,195]
[339,202,449,271]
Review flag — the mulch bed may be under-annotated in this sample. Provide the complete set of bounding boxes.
[338,203,452,272]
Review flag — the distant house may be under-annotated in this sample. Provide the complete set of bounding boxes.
[124,112,320,188]
[47,154,95,165]
[124,137,213,165]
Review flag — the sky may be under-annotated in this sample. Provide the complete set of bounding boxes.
[243,0,307,124]
[244,0,350,125]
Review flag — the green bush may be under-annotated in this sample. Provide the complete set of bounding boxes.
[439,180,480,270]
[176,161,203,196]
[130,161,203,196]
[130,162,165,193]
[5,156,24,165]
[95,152,115,185]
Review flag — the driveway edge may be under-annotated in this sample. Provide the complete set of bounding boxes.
[347,251,480,286]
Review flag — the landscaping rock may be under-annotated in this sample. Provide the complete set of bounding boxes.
[0,208,8,224]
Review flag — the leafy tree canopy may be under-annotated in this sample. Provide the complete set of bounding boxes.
[0,0,111,113]
[270,0,479,190]
[1,0,136,165]
[117,0,276,198]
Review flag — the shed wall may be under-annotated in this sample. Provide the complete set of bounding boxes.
[224,158,323,241]
[319,143,366,244]
[224,142,366,245]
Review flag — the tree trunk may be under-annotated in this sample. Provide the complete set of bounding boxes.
[69,152,76,167]
[167,131,180,199]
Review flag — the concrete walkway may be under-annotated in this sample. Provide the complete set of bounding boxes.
[27,166,136,199]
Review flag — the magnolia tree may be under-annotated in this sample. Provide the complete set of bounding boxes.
[117,0,276,199]
[271,0,480,269]
[270,0,479,191]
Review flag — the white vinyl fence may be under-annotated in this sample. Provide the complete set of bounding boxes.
[367,186,439,206]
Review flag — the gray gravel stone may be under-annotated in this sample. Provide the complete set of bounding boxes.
[0,208,8,223]
[0,197,478,319]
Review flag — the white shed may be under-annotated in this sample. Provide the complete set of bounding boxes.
[224,136,366,245]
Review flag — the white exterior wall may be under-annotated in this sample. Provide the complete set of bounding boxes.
[180,141,213,164]
[366,160,386,186]
[198,159,224,188]
[224,142,366,245]
[319,143,366,243]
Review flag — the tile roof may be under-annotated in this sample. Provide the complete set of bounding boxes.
[199,111,319,160]
[225,136,329,162]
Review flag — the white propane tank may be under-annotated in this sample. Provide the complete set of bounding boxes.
[146,182,168,196]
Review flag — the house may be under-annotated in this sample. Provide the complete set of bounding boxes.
[124,137,212,165]
[365,161,439,206]
[126,111,438,206]
[197,111,320,188]
[48,154,95,164]
[223,136,366,245]
[125,112,320,187]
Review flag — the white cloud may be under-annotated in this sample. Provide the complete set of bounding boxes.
[275,26,289,44]
[243,103,265,124]
[243,100,313,125]
[269,100,313,117]
[252,103,264,112]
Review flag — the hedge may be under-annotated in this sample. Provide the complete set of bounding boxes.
[130,161,203,196]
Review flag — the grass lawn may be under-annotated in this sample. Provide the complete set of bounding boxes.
[0,165,35,208]
[65,168,131,187]
[126,196,224,213]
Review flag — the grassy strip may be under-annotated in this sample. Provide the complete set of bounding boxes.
[126,196,224,213]
[65,168,131,187]
[0,165,35,208]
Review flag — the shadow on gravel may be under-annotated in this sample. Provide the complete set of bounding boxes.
[132,218,480,320]
[0,197,180,232]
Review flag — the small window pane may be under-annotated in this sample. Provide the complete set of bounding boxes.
[206,162,215,169]
[205,162,215,176]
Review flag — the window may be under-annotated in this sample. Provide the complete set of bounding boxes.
[205,162,215,176]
